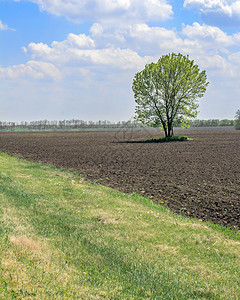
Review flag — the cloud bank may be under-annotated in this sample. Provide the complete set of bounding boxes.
[184,0,240,25]
[184,0,240,16]
[24,0,173,23]
[0,61,62,81]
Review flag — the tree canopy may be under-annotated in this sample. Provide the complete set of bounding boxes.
[132,53,209,137]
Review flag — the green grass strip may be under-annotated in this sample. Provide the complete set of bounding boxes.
[0,151,239,299]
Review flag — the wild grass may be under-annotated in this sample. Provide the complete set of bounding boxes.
[0,151,239,299]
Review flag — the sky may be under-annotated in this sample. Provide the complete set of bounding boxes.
[0,0,240,122]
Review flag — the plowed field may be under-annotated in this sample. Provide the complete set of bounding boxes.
[0,129,239,230]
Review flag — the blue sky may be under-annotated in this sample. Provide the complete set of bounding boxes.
[1,0,240,122]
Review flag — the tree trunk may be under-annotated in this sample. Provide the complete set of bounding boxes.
[162,122,167,137]
[167,122,173,137]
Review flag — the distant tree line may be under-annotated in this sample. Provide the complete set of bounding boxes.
[0,119,141,131]
[189,119,234,127]
[0,118,234,131]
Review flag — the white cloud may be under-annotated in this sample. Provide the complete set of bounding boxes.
[65,33,95,48]
[232,32,240,46]
[128,23,177,41]
[90,23,104,36]
[0,20,15,31]
[119,23,184,55]
[24,34,152,70]
[21,0,173,23]
[184,0,240,17]
[105,22,234,60]
[182,22,233,47]
[23,42,52,57]
[228,51,240,66]
[196,54,236,77]
[23,22,240,77]
[0,61,62,81]
[25,33,96,62]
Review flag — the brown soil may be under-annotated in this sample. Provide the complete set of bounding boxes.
[0,129,239,230]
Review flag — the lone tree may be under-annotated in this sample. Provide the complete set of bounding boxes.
[234,109,240,130]
[132,53,209,137]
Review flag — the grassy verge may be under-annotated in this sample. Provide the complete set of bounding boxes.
[0,152,239,299]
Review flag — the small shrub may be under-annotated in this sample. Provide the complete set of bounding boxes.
[145,136,191,143]
[234,119,240,130]
[234,109,240,130]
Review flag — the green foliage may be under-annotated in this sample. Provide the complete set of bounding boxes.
[234,109,240,130]
[132,53,209,137]
[145,136,191,143]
